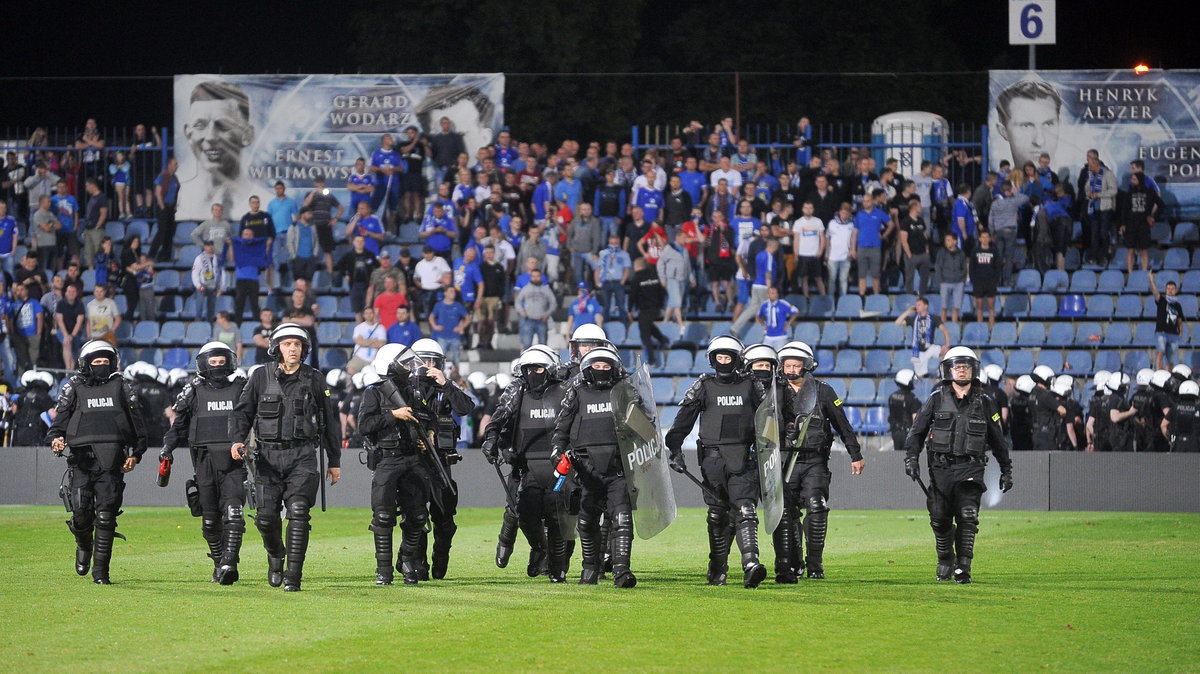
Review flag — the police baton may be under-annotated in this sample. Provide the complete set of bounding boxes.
[318,442,327,513]
[493,462,519,509]
[913,474,931,498]
[678,466,721,503]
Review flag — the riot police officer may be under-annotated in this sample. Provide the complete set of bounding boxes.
[228,323,340,592]
[666,336,769,588]
[1030,365,1068,452]
[12,370,56,446]
[888,369,920,452]
[410,338,475,580]
[1166,365,1193,403]
[563,324,614,380]
[1009,375,1035,452]
[981,364,1010,434]
[1163,381,1200,452]
[1051,375,1083,450]
[1150,370,1175,452]
[551,346,641,588]
[129,361,172,448]
[357,343,432,585]
[1130,369,1163,452]
[483,347,573,582]
[774,341,864,582]
[162,342,247,583]
[1086,370,1113,451]
[904,346,1012,583]
[1105,372,1136,452]
[46,340,148,584]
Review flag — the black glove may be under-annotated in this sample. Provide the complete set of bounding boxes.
[1000,471,1013,493]
[904,457,920,481]
[160,447,173,462]
[481,439,499,465]
[499,447,516,465]
[668,449,686,474]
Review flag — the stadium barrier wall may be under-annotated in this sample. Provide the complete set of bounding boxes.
[3,448,1196,513]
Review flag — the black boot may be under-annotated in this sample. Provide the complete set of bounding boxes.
[282,516,310,592]
[735,506,766,589]
[562,539,576,575]
[791,517,805,578]
[416,531,430,581]
[547,527,568,583]
[803,509,828,579]
[705,508,731,586]
[400,523,423,585]
[931,517,956,581]
[954,512,979,584]
[215,506,245,586]
[578,513,600,585]
[610,512,636,589]
[370,523,394,585]
[202,517,223,582]
[431,520,456,580]
[91,511,121,585]
[599,514,614,574]
[67,520,93,576]
[496,509,519,569]
[771,512,797,584]
[256,515,286,587]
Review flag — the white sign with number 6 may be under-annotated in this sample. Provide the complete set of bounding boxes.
[1009,0,1056,45]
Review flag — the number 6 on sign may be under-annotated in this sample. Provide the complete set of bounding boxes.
[1009,0,1056,45]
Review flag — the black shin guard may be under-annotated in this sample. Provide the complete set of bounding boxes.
[599,514,613,573]
[705,508,731,586]
[518,518,546,578]
[930,516,956,581]
[67,520,93,576]
[92,511,119,584]
[431,520,457,580]
[400,522,424,584]
[201,517,223,576]
[577,513,600,584]
[215,506,245,585]
[772,510,797,583]
[255,512,285,587]
[954,506,979,583]
[803,508,828,579]
[283,502,311,591]
[610,511,636,588]
[791,516,804,575]
[496,509,519,568]
[735,505,766,589]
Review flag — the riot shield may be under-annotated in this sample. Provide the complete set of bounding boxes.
[612,361,677,539]
[755,373,784,534]
[784,376,820,483]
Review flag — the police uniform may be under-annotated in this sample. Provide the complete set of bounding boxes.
[228,363,340,591]
[905,382,1011,583]
[888,386,921,452]
[358,372,432,585]
[132,373,172,447]
[984,381,1010,436]
[1030,385,1064,452]
[667,371,767,586]
[12,376,55,446]
[1129,385,1162,452]
[163,373,247,582]
[1165,397,1200,453]
[412,373,475,580]
[1087,389,1113,452]
[551,368,641,587]
[1008,390,1033,452]
[46,367,148,584]
[1059,395,1085,451]
[482,378,530,570]
[1104,388,1134,452]
[779,375,862,580]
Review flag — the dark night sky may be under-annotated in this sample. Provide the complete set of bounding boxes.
[4,1,1199,132]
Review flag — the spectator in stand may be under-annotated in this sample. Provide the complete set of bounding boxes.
[854,193,891,296]
[629,257,669,366]
[191,203,232,262]
[1038,184,1072,272]
[252,308,277,364]
[0,202,17,279]
[286,207,320,282]
[346,156,375,216]
[230,227,268,322]
[52,180,80,267]
[679,156,707,212]
[108,151,132,219]
[656,230,693,332]
[387,305,422,347]
[94,237,118,290]
[1121,172,1161,273]
[398,126,429,225]
[191,239,224,323]
[543,205,566,286]
[899,200,932,294]
[303,175,344,275]
[79,179,109,271]
[372,274,408,330]
[344,199,386,257]
[825,202,856,300]
[150,158,180,262]
[366,249,402,305]
[567,202,604,287]
[419,202,456,265]
[429,286,470,365]
[212,310,244,362]
[564,281,604,338]
[347,306,386,374]
[554,164,583,213]
[710,155,743,193]
[118,235,148,322]
[414,245,451,320]
[85,283,120,344]
[792,201,826,298]
[452,244,484,315]
[514,268,555,349]
[6,282,43,376]
[335,234,379,321]
[0,278,10,376]
[594,169,627,240]
[280,287,320,367]
[757,286,798,350]
[2,153,28,222]
[970,229,1001,329]
[267,181,299,283]
[987,180,1029,286]
[1082,150,1117,267]
[636,222,668,267]
[429,117,466,189]
[56,282,86,370]
[895,297,950,378]
[928,163,952,238]
[31,195,60,273]
[14,253,46,299]
[1148,270,1186,371]
[74,119,105,205]
[951,183,978,254]
[593,233,631,322]
[934,233,967,324]
[733,230,780,334]
[23,161,59,222]
[370,133,403,230]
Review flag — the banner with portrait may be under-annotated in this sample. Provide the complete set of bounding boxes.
[173,73,505,221]
[989,69,1200,218]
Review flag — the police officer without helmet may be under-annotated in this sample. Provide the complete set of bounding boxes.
[904,346,1012,584]
[228,323,340,592]
[47,339,148,584]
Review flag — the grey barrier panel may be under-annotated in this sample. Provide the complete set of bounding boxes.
[1048,452,1200,513]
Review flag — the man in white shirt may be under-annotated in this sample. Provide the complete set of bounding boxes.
[191,239,225,323]
[792,201,827,297]
[414,245,451,320]
[708,156,743,190]
[347,306,386,374]
[825,202,856,299]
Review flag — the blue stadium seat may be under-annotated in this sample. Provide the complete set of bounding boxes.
[662,350,693,375]
[126,220,151,241]
[132,321,159,346]
[114,321,133,342]
[1042,269,1069,292]
[1085,294,1114,319]
[1104,323,1132,346]
[652,378,675,405]
[979,348,1005,368]
[1074,322,1103,346]
[1017,322,1045,346]
[174,221,198,245]
[1065,248,1081,269]
[157,321,186,346]
[1058,294,1086,318]
[1124,270,1149,293]
[877,323,903,347]
[876,379,898,404]
[1132,322,1157,347]
[683,322,709,344]
[176,245,202,269]
[1046,323,1074,347]
[835,294,863,318]
[1014,268,1041,293]
[242,350,257,366]
[863,294,889,315]
[1007,350,1034,374]
[604,322,627,345]
[183,322,210,345]
[1178,294,1200,318]
[892,350,912,373]
[848,323,876,348]
[1114,294,1142,318]
[161,296,183,319]
[1069,270,1097,293]
[114,295,129,315]
[841,405,861,429]
[741,324,765,344]
[708,322,732,338]
[137,348,163,367]
[936,322,960,346]
[691,351,708,374]
[316,296,338,317]
[658,406,679,428]
[892,294,917,315]
[321,349,349,370]
[1124,350,1150,372]
[1151,220,1172,243]
[1105,248,1129,270]
[1094,350,1121,372]
[792,322,820,346]
[1038,350,1063,373]
[962,322,989,345]
[1064,350,1092,374]
[317,322,342,345]
[864,349,891,375]
[1002,293,1029,318]
[215,295,234,315]
[1029,294,1056,317]
[1164,248,1190,270]
[659,323,682,344]
[311,271,333,293]
[398,223,420,242]
[990,323,1017,347]
[1176,222,1199,243]
[846,379,875,405]
[153,269,180,293]
[806,295,833,318]
[105,221,126,241]
[82,269,96,293]
[863,406,889,436]
[1097,270,1125,293]
[820,323,847,347]
[162,348,190,370]
[335,297,355,320]
[815,349,835,375]
[833,350,862,374]
[240,322,258,342]
[624,323,641,347]
[825,377,847,401]
[1182,270,1200,293]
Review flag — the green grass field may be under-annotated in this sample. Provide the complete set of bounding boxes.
[1,507,1197,672]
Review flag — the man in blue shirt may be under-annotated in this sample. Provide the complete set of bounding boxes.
[452,245,484,306]
[370,133,403,229]
[52,180,80,266]
[593,233,632,322]
[150,158,181,262]
[634,185,664,224]
[386,304,422,346]
[346,156,375,214]
[267,181,299,283]
[532,171,558,224]
[8,282,44,376]
[345,200,386,256]
[732,233,779,334]
[951,182,977,253]
[493,130,519,172]
[429,286,470,366]
[230,227,268,322]
[756,286,798,350]
[565,281,604,337]
[419,202,456,264]
[678,156,708,209]
[0,202,17,278]
[553,165,582,212]
[854,193,892,296]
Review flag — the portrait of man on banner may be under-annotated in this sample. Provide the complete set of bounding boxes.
[180,79,261,219]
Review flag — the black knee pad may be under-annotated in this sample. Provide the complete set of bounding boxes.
[224,505,244,521]
[578,511,599,534]
[372,509,395,529]
[255,511,281,530]
[929,516,954,534]
[95,510,117,531]
[402,511,428,531]
[286,500,310,523]
[806,495,829,514]
[706,507,729,527]
[736,502,758,524]
[958,506,979,526]
[612,509,632,532]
